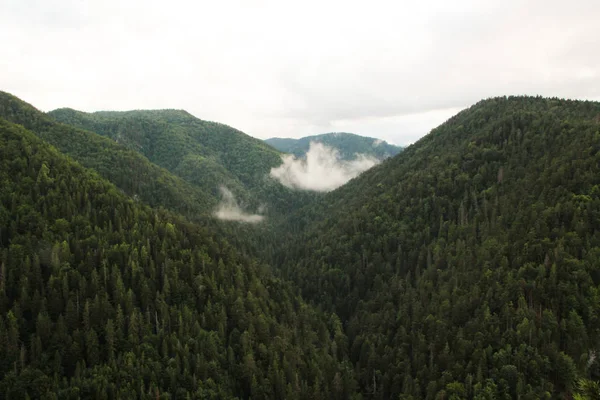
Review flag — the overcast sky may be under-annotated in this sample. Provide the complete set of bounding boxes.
[1,0,599,145]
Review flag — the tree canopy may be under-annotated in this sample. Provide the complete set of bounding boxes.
[274,96,600,398]
[2,92,600,398]
[0,117,354,399]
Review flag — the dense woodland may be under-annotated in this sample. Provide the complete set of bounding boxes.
[276,96,600,399]
[0,92,312,263]
[47,107,317,218]
[265,133,402,161]
[0,118,353,398]
[0,92,217,219]
[1,92,600,398]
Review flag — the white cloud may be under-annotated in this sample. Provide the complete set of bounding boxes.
[270,142,379,192]
[214,186,264,223]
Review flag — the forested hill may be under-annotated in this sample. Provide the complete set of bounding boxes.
[265,132,402,160]
[276,96,600,398]
[0,91,218,218]
[47,107,317,215]
[0,117,354,398]
[3,90,600,399]
[0,91,315,268]
[48,108,279,189]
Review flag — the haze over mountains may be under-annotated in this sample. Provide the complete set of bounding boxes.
[1,90,600,399]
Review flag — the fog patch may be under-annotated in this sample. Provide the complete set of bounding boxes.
[214,186,265,223]
[270,142,379,192]
[372,138,384,147]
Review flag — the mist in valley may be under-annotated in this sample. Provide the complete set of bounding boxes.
[269,142,379,192]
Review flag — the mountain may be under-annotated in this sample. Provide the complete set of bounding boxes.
[0,91,217,218]
[4,90,600,399]
[0,91,320,260]
[48,108,318,216]
[265,132,402,160]
[275,96,600,398]
[0,117,355,398]
[48,108,278,191]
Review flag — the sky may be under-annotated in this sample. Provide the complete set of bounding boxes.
[1,0,599,146]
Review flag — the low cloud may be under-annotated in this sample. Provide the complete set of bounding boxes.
[372,138,384,147]
[214,186,265,223]
[270,142,379,192]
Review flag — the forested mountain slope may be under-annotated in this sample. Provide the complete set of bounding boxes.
[4,89,600,399]
[265,132,402,160]
[0,117,355,398]
[276,96,600,398]
[48,108,317,215]
[0,91,217,218]
[0,91,315,268]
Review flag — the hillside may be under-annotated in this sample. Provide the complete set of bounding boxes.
[0,117,355,398]
[48,108,278,191]
[275,96,600,398]
[265,132,402,161]
[0,91,218,218]
[0,91,318,268]
[4,91,600,398]
[48,108,317,215]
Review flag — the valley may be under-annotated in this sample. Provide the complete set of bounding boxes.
[1,92,600,398]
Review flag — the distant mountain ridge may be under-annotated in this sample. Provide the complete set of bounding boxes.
[48,107,281,192]
[265,132,402,160]
[48,106,319,218]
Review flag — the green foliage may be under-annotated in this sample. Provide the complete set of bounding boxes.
[48,107,318,217]
[0,118,354,398]
[4,92,600,399]
[574,378,600,400]
[0,91,217,219]
[0,91,319,263]
[275,96,600,398]
[265,132,402,161]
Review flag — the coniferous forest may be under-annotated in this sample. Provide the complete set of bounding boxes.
[1,92,600,399]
